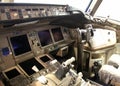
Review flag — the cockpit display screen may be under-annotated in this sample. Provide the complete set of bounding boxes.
[4,68,21,79]
[38,30,53,47]
[51,27,64,42]
[10,34,31,56]
[19,58,44,76]
[40,55,51,63]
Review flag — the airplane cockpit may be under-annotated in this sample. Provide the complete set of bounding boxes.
[0,1,120,86]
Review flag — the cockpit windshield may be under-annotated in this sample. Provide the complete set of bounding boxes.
[94,0,120,22]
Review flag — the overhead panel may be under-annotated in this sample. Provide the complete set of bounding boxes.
[0,3,69,25]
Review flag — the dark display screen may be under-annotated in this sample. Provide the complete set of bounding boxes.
[38,30,53,47]
[19,58,44,76]
[5,68,21,79]
[51,27,64,42]
[10,34,31,56]
[40,56,51,62]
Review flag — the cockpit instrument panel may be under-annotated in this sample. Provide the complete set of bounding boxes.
[0,25,73,70]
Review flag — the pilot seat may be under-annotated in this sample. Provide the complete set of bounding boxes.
[99,54,120,86]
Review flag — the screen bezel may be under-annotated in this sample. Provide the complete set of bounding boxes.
[8,34,32,58]
[17,57,45,77]
[51,27,64,43]
[37,54,53,63]
[3,66,22,80]
[37,29,53,48]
